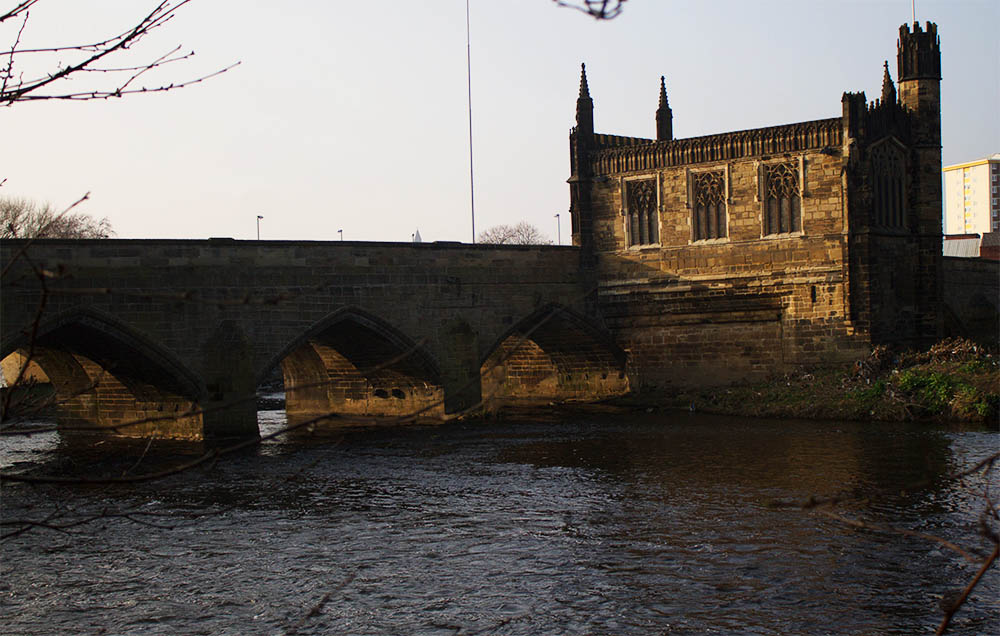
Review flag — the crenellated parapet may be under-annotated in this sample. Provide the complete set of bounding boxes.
[590,117,842,175]
[593,133,653,149]
[862,96,911,145]
[898,21,940,81]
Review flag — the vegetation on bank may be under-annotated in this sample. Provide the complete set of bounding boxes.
[649,339,1000,424]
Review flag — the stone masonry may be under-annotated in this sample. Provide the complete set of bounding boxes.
[1,240,627,439]
[565,22,976,389]
[2,21,995,441]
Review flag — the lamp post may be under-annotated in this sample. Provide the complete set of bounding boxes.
[554,213,561,245]
[256,215,263,240]
[338,229,343,241]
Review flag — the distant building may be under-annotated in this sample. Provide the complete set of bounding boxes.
[943,154,1000,234]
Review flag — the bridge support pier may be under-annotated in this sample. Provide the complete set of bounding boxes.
[200,321,259,439]
[440,318,482,414]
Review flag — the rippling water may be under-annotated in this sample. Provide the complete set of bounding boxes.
[2,408,998,635]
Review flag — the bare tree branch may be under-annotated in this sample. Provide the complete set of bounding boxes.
[552,0,628,20]
[1,1,238,106]
[936,544,999,635]
[815,509,984,564]
[0,1,38,25]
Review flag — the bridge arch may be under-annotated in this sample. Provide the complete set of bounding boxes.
[480,303,629,403]
[264,306,444,421]
[1,307,203,438]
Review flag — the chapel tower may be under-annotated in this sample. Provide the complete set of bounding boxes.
[897,22,942,231]
[897,21,943,343]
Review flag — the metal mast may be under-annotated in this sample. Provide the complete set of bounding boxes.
[466,0,476,243]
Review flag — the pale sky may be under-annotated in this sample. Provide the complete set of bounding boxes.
[3,0,998,243]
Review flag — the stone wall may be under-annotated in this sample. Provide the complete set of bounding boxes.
[579,142,867,388]
[941,257,1000,345]
[1,239,628,438]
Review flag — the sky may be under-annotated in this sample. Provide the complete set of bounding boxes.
[3,0,998,243]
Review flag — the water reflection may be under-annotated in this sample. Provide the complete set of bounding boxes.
[1,407,997,635]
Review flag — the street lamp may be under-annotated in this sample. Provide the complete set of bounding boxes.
[256,215,263,240]
[554,213,561,245]
[338,229,343,241]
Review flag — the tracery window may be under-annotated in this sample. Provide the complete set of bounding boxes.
[763,162,801,235]
[692,171,727,241]
[626,178,659,247]
[870,143,906,228]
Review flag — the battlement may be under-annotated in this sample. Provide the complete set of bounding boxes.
[898,21,940,81]
[842,90,911,144]
[589,117,842,175]
[864,94,910,144]
[593,133,654,149]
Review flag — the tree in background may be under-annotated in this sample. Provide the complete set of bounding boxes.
[1,196,113,238]
[477,221,552,245]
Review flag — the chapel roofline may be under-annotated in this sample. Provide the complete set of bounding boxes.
[592,116,844,150]
[586,116,844,172]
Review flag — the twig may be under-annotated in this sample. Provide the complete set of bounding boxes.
[1,1,239,106]
[285,572,356,634]
[121,437,154,477]
[552,0,627,20]
[816,510,983,564]
[935,543,999,635]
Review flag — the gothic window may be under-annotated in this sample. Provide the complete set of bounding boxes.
[870,143,906,228]
[692,171,727,241]
[763,162,801,235]
[626,178,659,247]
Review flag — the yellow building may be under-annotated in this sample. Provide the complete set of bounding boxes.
[943,154,1000,234]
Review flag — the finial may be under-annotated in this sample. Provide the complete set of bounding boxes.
[881,60,896,105]
[658,75,669,109]
[578,62,590,100]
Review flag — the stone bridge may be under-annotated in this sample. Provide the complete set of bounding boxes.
[1,239,627,439]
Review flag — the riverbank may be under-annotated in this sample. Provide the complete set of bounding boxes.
[623,339,999,425]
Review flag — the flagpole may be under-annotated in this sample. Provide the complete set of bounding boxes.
[466,0,476,243]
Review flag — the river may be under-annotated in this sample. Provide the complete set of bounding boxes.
[1,406,997,635]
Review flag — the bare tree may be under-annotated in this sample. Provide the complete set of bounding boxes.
[1,195,113,238]
[477,221,553,245]
[1,0,238,106]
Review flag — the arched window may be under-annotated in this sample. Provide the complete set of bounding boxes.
[763,162,801,235]
[870,143,907,228]
[692,170,727,240]
[626,178,659,247]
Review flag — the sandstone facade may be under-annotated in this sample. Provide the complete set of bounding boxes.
[568,22,959,389]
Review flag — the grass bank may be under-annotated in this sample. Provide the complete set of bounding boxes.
[632,339,1000,424]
